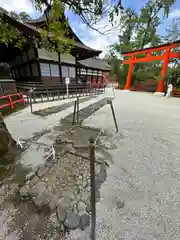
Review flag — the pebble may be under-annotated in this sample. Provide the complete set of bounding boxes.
[79,213,90,230]
[26,171,35,181]
[31,176,39,185]
[49,194,59,211]
[116,200,125,209]
[86,201,91,213]
[64,212,81,229]
[95,164,101,175]
[37,166,48,177]
[56,203,66,223]
[19,185,29,197]
[77,201,86,213]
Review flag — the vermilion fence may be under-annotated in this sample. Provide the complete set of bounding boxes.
[0,93,24,110]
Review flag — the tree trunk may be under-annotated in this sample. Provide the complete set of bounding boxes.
[0,113,16,157]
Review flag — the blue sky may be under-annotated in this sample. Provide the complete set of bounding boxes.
[1,0,180,57]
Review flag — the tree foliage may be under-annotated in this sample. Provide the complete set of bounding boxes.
[108,0,176,86]
[165,18,180,87]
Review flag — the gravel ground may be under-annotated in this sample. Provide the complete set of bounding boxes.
[4,95,103,141]
[68,90,180,240]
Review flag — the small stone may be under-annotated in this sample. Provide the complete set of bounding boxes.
[26,171,35,181]
[116,200,124,209]
[60,224,65,232]
[95,165,101,175]
[79,213,90,230]
[37,166,48,177]
[31,176,39,185]
[44,161,52,168]
[86,201,91,213]
[44,147,50,153]
[49,195,59,211]
[56,203,66,223]
[19,185,29,197]
[70,149,76,154]
[77,201,86,213]
[44,178,49,183]
[64,212,80,229]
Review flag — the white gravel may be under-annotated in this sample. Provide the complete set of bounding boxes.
[68,91,180,240]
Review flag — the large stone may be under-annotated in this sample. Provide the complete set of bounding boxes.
[19,185,29,197]
[56,203,66,223]
[64,212,80,230]
[57,197,71,210]
[33,189,57,209]
[28,182,46,197]
[79,213,90,231]
[34,194,49,208]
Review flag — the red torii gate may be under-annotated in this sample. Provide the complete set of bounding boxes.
[122,40,180,94]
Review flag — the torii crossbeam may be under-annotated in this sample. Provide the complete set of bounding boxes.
[122,40,180,95]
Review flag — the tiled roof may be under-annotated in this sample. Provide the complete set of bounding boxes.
[78,58,110,70]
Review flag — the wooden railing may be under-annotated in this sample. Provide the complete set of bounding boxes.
[0,93,24,110]
[16,82,105,104]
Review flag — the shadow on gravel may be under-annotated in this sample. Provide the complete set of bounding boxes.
[33,96,95,116]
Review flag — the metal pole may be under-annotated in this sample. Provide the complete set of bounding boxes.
[89,137,96,240]
[72,100,77,125]
[66,83,69,98]
[29,92,33,113]
[76,96,79,124]
[108,100,119,132]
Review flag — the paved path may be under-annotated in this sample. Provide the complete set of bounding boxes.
[68,91,180,240]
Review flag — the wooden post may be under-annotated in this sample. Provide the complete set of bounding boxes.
[89,137,96,240]
[108,100,118,132]
[76,97,79,124]
[72,100,77,125]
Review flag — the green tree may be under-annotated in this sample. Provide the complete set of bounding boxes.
[18,12,32,21]
[108,8,138,85]
[108,0,176,86]
[165,18,180,87]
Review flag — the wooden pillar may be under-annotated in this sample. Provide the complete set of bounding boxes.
[156,47,171,93]
[34,48,42,81]
[75,56,78,83]
[86,68,88,82]
[124,55,135,90]
[58,52,62,83]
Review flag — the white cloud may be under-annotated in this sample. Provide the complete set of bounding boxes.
[169,9,180,19]
[0,0,35,14]
[72,13,123,58]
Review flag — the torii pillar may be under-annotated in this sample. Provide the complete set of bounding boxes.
[124,55,135,91]
[154,47,171,96]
